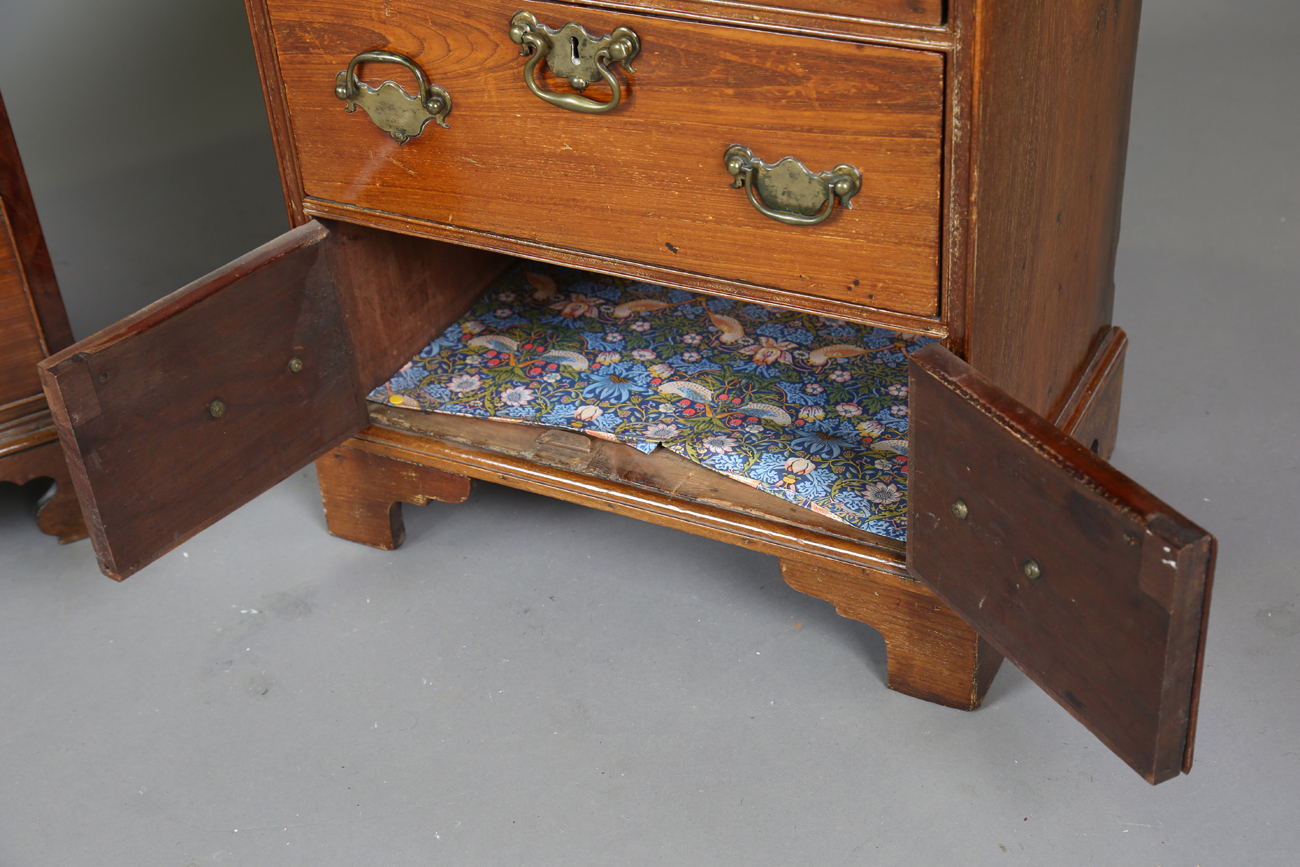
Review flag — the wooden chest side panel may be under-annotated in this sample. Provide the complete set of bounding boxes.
[266,0,945,317]
[0,211,46,406]
[964,0,1140,415]
[38,219,512,580]
[908,346,1214,783]
[0,90,72,406]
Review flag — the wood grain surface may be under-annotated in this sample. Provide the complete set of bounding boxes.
[0,92,71,357]
[313,328,1122,709]
[0,90,73,408]
[1052,325,1127,462]
[322,221,511,394]
[780,559,1003,709]
[963,0,1141,415]
[907,344,1214,784]
[264,0,944,317]
[40,222,360,580]
[0,437,87,543]
[39,220,509,580]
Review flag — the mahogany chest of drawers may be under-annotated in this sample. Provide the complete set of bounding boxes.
[39,0,1215,784]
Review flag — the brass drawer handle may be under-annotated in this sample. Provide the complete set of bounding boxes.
[334,50,452,143]
[508,11,639,115]
[724,145,862,227]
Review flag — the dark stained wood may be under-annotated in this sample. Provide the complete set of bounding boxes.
[39,220,510,579]
[0,91,72,357]
[907,344,1214,783]
[0,394,47,428]
[320,412,1005,709]
[0,437,88,544]
[1,88,70,408]
[0,88,84,541]
[781,559,1003,709]
[302,201,948,337]
[40,222,359,580]
[316,442,472,549]
[311,314,1130,709]
[962,0,1141,416]
[264,0,945,317]
[1054,325,1127,461]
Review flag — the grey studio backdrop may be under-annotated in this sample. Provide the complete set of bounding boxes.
[1,1,1297,864]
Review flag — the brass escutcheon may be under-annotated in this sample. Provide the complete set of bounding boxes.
[508,11,639,114]
[724,145,862,227]
[335,49,452,143]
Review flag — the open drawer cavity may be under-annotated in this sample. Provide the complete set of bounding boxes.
[370,262,932,540]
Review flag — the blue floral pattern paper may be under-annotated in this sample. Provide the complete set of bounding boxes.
[370,263,933,540]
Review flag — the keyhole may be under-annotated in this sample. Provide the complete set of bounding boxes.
[570,36,581,66]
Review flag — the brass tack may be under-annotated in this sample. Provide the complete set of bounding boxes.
[1023,559,1042,580]
[288,356,305,374]
[951,499,969,520]
[208,399,226,419]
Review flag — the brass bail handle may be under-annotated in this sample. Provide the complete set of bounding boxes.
[335,49,452,143]
[508,11,640,115]
[724,145,862,227]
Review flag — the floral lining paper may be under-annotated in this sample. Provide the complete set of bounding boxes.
[370,264,934,540]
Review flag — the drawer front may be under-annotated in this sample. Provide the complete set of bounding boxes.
[269,0,945,319]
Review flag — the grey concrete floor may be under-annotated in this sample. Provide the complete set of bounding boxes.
[2,1,1298,864]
